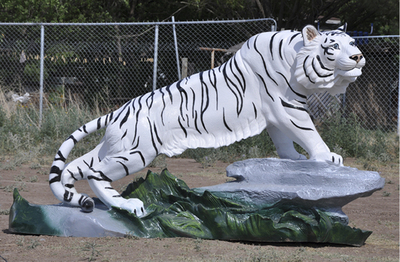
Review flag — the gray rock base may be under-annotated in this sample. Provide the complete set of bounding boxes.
[195,158,385,225]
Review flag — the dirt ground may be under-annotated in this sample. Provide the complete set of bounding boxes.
[0,157,398,262]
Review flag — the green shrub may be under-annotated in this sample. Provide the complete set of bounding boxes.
[0,88,398,166]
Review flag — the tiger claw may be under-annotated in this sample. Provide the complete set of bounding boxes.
[311,152,343,166]
[115,198,146,217]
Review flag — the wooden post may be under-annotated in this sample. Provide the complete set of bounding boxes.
[199,47,228,69]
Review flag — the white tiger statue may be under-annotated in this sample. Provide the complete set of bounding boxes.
[49,25,365,216]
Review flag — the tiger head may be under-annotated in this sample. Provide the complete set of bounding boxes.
[294,25,365,95]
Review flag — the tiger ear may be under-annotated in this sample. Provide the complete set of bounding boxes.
[302,25,320,46]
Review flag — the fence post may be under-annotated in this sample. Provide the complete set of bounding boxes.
[152,25,159,91]
[39,24,45,127]
[398,66,400,135]
[172,16,181,80]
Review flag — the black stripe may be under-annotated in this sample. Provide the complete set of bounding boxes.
[290,120,314,131]
[63,190,73,202]
[83,125,88,133]
[252,103,258,119]
[78,195,85,206]
[120,107,130,129]
[178,116,188,138]
[83,159,92,168]
[254,35,278,86]
[67,169,78,181]
[65,184,74,189]
[289,33,300,44]
[166,84,173,103]
[199,72,210,133]
[147,117,159,155]
[232,55,246,93]
[132,100,139,143]
[256,73,274,102]
[303,56,316,84]
[67,135,78,144]
[194,110,202,134]
[208,69,218,110]
[121,129,127,139]
[50,165,62,176]
[222,60,243,116]
[159,88,166,126]
[54,150,66,162]
[113,156,129,161]
[280,98,308,112]
[269,32,278,59]
[316,55,334,71]
[177,79,188,119]
[97,117,101,130]
[131,136,140,149]
[129,150,146,166]
[49,176,60,184]
[321,44,334,56]
[153,122,163,146]
[112,101,130,124]
[88,169,113,182]
[312,57,333,78]
[276,71,307,100]
[279,39,284,60]
[117,161,129,176]
[190,87,196,119]
[105,114,109,126]
[146,91,155,109]
[77,166,84,178]
[222,108,233,132]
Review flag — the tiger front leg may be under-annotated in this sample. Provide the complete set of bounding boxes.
[271,106,343,166]
[293,130,343,166]
[267,125,307,160]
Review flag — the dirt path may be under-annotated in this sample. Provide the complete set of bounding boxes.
[0,157,398,261]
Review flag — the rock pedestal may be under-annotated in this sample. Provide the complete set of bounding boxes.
[9,158,385,246]
[195,158,385,225]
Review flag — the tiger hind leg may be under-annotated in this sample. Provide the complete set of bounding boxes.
[84,151,155,217]
[56,144,106,212]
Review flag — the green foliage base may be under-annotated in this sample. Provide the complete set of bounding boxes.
[119,169,371,246]
[9,170,372,246]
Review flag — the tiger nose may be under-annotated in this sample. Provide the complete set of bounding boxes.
[350,54,363,63]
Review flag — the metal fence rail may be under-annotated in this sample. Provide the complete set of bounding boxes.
[0,20,398,132]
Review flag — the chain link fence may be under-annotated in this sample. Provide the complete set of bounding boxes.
[308,35,399,132]
[0,20,398,132]
[0,19,275,108]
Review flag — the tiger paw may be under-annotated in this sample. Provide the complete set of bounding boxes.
[80,196,95,213]
[311,152,343,166]
[114,198,146,217]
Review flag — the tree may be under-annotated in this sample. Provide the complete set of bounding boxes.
[0,0,397,35]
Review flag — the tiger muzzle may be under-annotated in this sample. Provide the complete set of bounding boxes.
[350,54,363,63]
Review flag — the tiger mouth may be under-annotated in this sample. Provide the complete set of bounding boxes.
[336,68,362,77]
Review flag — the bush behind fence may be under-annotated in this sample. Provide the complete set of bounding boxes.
[0,19,398,133]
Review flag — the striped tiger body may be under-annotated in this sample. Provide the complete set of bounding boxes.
[49,25,365,216]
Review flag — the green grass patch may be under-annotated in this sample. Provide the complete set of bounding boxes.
[0,86,398,166]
